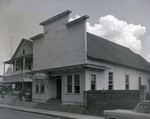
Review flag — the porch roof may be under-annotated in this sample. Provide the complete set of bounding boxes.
[30,63,110,76]
[2,78,32,84]
[4,55,33,64]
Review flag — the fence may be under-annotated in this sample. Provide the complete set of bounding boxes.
[83,90,139,116]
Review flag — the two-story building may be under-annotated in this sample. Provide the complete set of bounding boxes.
[29,10,150,105]
[2,39,33,92]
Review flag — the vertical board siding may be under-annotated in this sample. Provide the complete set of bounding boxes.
[33,15,86,71]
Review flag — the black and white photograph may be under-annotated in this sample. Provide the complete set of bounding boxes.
[0,0,150,119]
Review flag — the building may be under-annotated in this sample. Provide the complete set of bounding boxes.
[29,10,150,105]
[2,39,33,92]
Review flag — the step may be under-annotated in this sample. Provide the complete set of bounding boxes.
[36,104,60,108]
[34,106,61,111]
[37,102,61,106]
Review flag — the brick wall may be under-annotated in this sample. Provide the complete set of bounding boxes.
[84,90,139,116]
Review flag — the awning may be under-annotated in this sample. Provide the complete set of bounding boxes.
[21,78,33,82]
[2,78,32,84]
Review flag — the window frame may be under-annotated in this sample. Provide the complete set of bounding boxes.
[125,75,129,90]
[108,72,113,90]
[23,45,26,55]
[66,73,81,94]
[91,74,96,90]
[35,79,45,94]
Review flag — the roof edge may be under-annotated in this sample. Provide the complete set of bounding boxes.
[66,15,89,27]
[40,10,72,26]
[87,54,150,72]
[30,33,44,40]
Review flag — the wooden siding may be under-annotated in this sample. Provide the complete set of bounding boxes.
[33,15,86,71]
[15,41,32,58]
[86,57,150,90]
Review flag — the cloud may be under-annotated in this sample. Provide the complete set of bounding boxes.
[70,15,146,54]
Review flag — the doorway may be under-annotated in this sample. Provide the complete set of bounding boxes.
[56,78,61,99]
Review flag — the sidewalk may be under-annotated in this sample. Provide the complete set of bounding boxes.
[0,104,104,119]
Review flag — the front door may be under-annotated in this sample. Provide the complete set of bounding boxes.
[56,78,61,99]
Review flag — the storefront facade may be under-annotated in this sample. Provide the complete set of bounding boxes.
[30,10,150,105]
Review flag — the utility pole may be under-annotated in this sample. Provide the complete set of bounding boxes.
[10,37,13,57]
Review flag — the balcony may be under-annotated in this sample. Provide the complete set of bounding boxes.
[3,70,32,77]
[3,57,33,77]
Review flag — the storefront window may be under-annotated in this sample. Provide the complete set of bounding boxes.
[66,74,80,94]
[74,74,80,93]
[67,75,72,93]
[36,79,39,93]
[35,79,45,93]
[40,80,44,93]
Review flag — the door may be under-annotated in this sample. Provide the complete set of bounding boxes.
[56,79,61,99]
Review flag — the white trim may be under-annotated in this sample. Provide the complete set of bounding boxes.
[66,73,81,94]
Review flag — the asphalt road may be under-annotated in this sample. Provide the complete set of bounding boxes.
[0,108,63,119]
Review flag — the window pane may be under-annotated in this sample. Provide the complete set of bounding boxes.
[109,85,113,90]
[67,75,72,93]
[91,84,96,90]
[67,84,72,93]
[40,80,44,93]
[74,86,80,93]
[74,74,80,93]
[91,75,96,83]
[109,72,113,90]
[36,80,39,93]
[74,74,80,85]
[67,75,72,83]
[126,75,129,90]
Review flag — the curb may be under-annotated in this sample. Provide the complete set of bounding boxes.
[0,106,78,119]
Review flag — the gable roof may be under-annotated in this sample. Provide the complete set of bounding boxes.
[11,39,33,60]
[87,33,150,72]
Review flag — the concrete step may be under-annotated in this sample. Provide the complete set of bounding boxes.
[34,99,61,111]
[34,106,61,111]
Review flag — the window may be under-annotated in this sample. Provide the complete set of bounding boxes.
[109,72,113,90]
[139,77,141,89]
[35,79,45,93]
[66,74,80,94]
[23,45,26,54]
[36,80,39,93]
[91,74,96,90]
[126,75,129,90]
[67,75,72,93]
[74,74,80,93]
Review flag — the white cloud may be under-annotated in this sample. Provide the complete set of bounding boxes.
[70,15,146,54]
[69,15,81,22]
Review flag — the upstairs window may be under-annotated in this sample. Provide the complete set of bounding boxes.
[91,74,96,90]
[109,72,113,90]
[23,45,26,55]
[126,75,129,90]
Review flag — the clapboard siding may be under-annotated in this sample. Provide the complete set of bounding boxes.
[33,15,86,71]
[15,41,32,58]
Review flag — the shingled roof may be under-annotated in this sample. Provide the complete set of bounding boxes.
[87,33,150,72]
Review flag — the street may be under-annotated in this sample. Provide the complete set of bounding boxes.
[0,108,63,119]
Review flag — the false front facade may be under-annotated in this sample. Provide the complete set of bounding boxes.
[30,10,150,105]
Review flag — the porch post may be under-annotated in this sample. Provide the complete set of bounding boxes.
[23,57,25,71]
[14,60,16,72]
[3,63,5,75]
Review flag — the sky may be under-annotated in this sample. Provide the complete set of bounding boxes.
[0,0,150,75]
